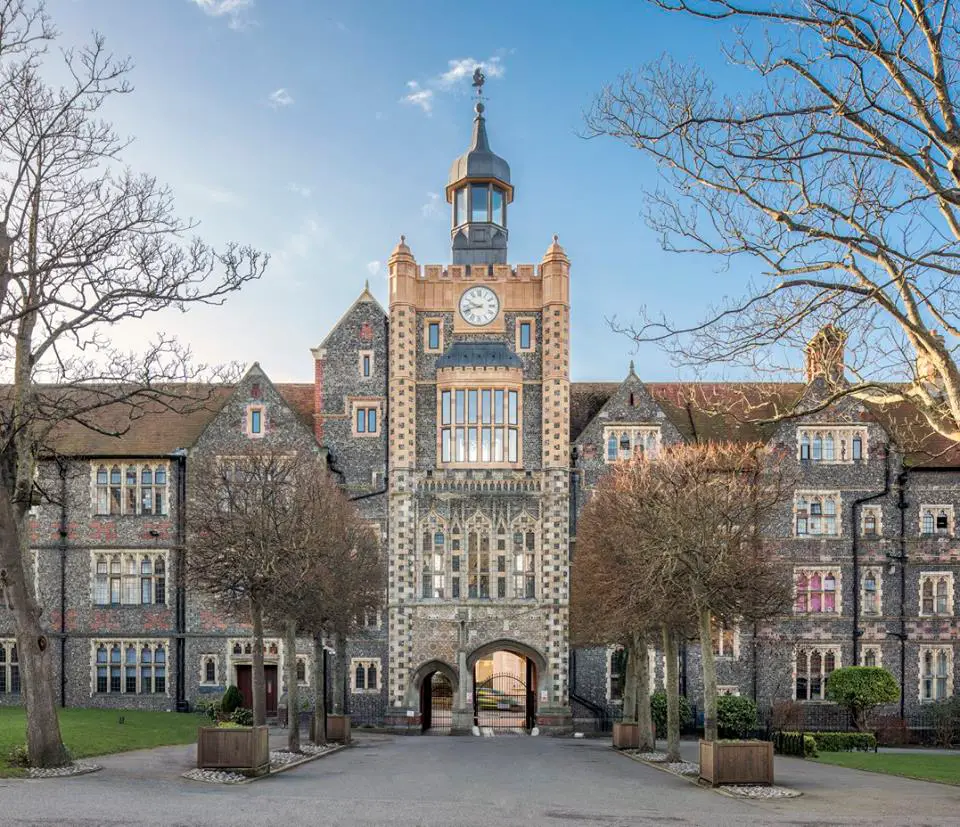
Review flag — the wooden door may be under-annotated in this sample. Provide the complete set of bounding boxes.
[265,665,278,714]
[236,665,253,710]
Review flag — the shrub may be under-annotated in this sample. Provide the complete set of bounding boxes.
[771,700,803,731]
[810,731,876,752]
[231,707,254,726]
[194,696,223,721]
[773,731,817,758]
[874,714,908,747]
[928,697,960,748]
[221,685,243,716]
[717,695,759,739]
[650,691,693,737]
[7,744,30,767]
[825,667,900,731]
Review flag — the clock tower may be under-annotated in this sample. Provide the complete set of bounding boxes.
[385,87,571,735]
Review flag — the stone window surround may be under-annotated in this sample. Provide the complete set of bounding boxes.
[861,505,882,537]
[860,567,883,616]
[419,511,539,602]
[606,644,658,703]
[794,490,842,537]
[861,645,882,668]
[92,550,168,607]
[90,638,169,696]
[794,566,843,614]
[200,654,219,686]
[351,658,380,694]
[350,398,382,437]
[92,461,169,517]
[358,349,374,379]
[226,637,284,691]
[424,317,444,353]
[793,645,842,701]
[435,375,524,469]
[712,618,739,659]
[919,646,953,701]
[919,571,954,617]
[245,404,266,439]
[797,426,867,463]
[919,504,955,537]
[603,425,662,464]
[0,639,20,695]
[515,316,536,353]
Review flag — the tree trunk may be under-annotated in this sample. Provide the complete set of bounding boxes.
[250,597,266,726]
[0,487,69,767]
[699,606,718,742]
[622,641,638,724]
[662,625,680,762]
[633,631,654,751]
[312,633,327,744]
[285,619,300,752]
[333,631,346,715]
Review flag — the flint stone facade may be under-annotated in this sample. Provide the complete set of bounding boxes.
[1,101,958,738]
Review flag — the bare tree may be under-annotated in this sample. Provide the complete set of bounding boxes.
[261,471,383,751]
[0,2,265,767]
[587,0,960,441]
[624,442,794,742]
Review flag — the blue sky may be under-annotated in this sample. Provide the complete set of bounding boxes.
[53,0,748,383]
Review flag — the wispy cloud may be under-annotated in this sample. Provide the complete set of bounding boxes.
[189,0,254,30]
[366,260,382,276]
[401,54,507,117]
[268,88,294,108]
[272,215,329,284]
[421,192,445,220]
[437,56,505,89]
[400,81,433,115]
[195,185,245,206]
[286,182,312,198]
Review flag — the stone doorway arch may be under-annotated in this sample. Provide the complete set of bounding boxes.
[406,659,459,732]
[467,639,548,731]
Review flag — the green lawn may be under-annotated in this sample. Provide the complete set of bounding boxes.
[0,707,201,776]
[814,751,960,786]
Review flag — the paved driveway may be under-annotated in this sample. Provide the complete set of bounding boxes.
[0,734,957,826]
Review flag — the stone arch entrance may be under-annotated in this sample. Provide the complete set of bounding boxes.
[467,639,548,731]
[407,659,459,733]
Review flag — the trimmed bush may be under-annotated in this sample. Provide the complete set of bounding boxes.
[717,695,759,739]
[221,685,243,716]
[826,667,899,731]
[650,691,693,737]
[811,731,877,752]
[773,731,818,758]
[194,696,223,721]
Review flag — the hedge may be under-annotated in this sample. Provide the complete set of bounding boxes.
[773,731,818,758]
[775,730,876,755]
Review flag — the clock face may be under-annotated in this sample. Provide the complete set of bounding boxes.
[458,286,500,326]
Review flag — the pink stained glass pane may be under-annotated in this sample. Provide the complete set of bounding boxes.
[811,592,822,612]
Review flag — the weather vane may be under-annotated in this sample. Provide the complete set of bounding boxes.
[472,66,485,99]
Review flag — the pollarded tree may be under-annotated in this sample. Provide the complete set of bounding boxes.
[0,2,265,767]
[827,666,900,732]
[620,442,794,742]
[262,473,383,749]
[187,448,319,728]
[587,0,960,444]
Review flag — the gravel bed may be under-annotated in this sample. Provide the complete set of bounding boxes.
[666,761,700,776]
[269,750,302,767]
[721,784,801,799]
[27,761,101,779]
[183,768,247,785]
[627,751,668,762]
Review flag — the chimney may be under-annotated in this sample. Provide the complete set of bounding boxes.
[805,325,847,384]
[311,346,326,443]
[917,331,946,390]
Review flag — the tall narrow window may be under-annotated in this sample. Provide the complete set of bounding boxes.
[863,571,878,614]
[800,433,810,460]
[454,188,467,226]
[471,183,488,222]
[250,409,262,435]
[428,322,441,351]
[491,187,505,226]
[852,435,863,460]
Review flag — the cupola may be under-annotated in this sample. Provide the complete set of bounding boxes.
[445,69,513,266]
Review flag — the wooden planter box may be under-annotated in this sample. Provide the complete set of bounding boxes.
[612,722,640,750]
[699,739,774,787]
[326,714,351,744]
[197,725,270,777]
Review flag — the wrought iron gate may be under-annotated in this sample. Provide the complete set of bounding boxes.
[473,672,533,731]
[424,672,453,730]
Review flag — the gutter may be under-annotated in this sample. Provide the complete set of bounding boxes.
[850,444,890,665]
[173,448,188,712]
[58,459,68,708]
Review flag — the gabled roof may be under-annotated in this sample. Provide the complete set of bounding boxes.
[314,282,386,351]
